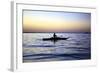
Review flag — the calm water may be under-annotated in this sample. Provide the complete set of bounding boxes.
[23,33,91,63]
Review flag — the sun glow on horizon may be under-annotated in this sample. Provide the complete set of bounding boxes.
[23,10,91,33]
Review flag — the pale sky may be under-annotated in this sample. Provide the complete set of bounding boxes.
[23,10,91,33]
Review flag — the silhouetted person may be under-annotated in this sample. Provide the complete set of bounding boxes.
[53,33,57,38]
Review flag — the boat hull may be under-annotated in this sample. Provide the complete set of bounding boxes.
[43,37,68,41]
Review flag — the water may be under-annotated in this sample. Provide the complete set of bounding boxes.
[23,33,91,63]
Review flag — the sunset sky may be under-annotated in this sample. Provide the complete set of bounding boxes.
[23,10,91,33]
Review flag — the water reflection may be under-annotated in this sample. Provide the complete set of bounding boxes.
[23,33,91,62]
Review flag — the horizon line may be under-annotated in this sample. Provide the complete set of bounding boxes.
[23,32,91,33]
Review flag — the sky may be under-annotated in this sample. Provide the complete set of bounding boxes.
[23,10,91,33]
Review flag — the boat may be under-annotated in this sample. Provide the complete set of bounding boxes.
[42,33,69,41]
[43,37,68,41]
